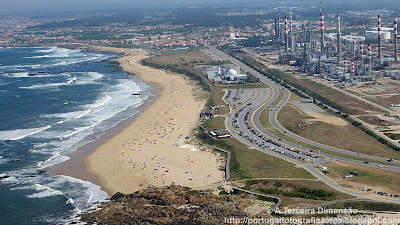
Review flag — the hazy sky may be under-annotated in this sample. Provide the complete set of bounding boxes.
[1,0,399,15]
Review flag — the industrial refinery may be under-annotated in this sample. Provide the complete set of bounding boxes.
[275,9,400,85]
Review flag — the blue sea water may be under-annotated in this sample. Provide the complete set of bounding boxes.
[0,47,149,224]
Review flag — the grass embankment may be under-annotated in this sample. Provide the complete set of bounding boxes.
[242,180,352,207]
[327,201,400,212]
[196,128,314,180]
[384,133,400,140]
[277,105,400,160]
[323,161,400,195]
[141,48,214,91]
[358,115,385,126]
[270,88,284,106]
[258,107,398,166]
[268,69,382,115]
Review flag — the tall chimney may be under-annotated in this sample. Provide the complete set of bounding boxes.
[285,16,289,52]
[274,18,278,44]
[278,16,281,42]
[344,58,348,73]
[378,15,382,65]
[290,9,294,52]
[337,14,341,65]
[395,16,398,63]
[321,12,325,55]
[368,43,372,75]
[351,59,355,77]
[360,41,364,63]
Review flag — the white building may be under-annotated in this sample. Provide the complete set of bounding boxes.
[204,66,247,83]
[365,27,392,41]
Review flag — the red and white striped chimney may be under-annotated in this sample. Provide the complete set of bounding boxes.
[351,60,355,76]
[337,14,341,65]
[360,41,364,61]
[378,15,382,65]
[395,16,398,63]
[290,9,293,52]
[285,16,289,52]
[344,58,347,73]
[368,43,372,63]
[290,9,293,33]
[321,12,325,54]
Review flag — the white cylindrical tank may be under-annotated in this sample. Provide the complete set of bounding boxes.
[381,31,391,40]
[365,31,378,40]
[365,30,391,40]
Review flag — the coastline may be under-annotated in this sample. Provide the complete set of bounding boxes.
[51,46,223,195]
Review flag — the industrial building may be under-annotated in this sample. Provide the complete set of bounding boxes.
[273,11,400,84]
[202,66,248,83]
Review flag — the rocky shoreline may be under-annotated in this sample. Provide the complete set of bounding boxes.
[80,185,259,225]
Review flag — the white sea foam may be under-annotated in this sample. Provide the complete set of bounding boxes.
[0,176,18,183]
[7,72,28,77]
[74,71,104,85]
[42,109,92,120]
[2,71,68,78]
[33,143,48,148]
[0,125,52,141]
[36,47,57,53]
[19,77,76,89]
[36,153,61,167]
[59,175,108,204]
[66,198,74,204]
[86,95,112,109]
[0,47,109,70]
[0,81,16,86]
[87,72,103,80]
[27,184,64,198]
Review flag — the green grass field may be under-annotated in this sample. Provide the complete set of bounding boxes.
[324,161,400,194]
[277,105,400,160]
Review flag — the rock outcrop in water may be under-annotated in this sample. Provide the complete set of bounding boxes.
[80,185,251,225]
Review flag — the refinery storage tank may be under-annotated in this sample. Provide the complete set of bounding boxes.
[365,30,391,40]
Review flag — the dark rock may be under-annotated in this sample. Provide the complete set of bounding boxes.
[80,185,250,224]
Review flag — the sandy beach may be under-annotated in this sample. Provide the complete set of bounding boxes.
[54,46,223,195]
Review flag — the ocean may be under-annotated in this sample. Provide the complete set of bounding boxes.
[0,47,149,224]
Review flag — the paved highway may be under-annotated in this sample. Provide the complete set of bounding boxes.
[224,87,400,204]
[209,46,400,169]
[206,46,400,203]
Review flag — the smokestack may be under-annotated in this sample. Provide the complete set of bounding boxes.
[395,16,398,63]
[378,15,382,65]
[278,16,281,42]
[285,16,289,52]
[321,12,325,55]
[351,60,355,77]
[274,18,278,44]
[368,43,372,75]
[337,14,341,65]
[344,58,348,73]
[290,9,294,52]
[360,41,364,63]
